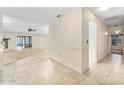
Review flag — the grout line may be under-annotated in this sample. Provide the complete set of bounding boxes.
[103,56,118,84]
[104,69,113,85]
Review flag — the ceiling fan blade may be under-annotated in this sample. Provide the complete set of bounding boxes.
[32,29,37,31]
[28,28,37,32]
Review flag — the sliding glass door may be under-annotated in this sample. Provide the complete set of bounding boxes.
[17,36,32,50]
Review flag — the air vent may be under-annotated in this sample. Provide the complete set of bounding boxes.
[56,15,61,18]
[104,15,119,21]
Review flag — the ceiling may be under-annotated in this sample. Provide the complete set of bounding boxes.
[3,15,49,35]
[1,7,124,34]
[0,7,71,34]
[0,7,71,24]
[89,7,124,27]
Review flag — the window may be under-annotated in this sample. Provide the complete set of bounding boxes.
[111,34,122,46]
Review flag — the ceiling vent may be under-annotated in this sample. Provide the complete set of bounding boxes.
[56,15,61,18]
[104,15,119,21]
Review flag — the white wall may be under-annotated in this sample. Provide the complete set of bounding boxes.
[3,32,49,50]
[32,35,49,48]
[49,8,87,73]
[0,15,3,71]
[49,7,109,73]
[83,8,109,62]
[0,16,3,53]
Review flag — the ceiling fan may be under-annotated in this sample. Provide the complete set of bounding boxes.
[28,26,37,32]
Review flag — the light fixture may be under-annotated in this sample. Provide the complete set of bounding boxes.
[98,7,110,11]
[115,30,121,34]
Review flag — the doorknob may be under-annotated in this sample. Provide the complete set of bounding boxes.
[87,40,88,44]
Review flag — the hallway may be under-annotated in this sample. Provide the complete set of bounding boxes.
[0,49,124,85]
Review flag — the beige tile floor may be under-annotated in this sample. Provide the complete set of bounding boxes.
[0,49,124,85]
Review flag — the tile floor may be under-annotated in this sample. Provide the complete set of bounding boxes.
[0,49,124,85]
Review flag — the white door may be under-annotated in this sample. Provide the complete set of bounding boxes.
[89,22,97,63]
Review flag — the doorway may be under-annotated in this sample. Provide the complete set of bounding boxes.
[111,34,123,55]
[3,38,10,49]
[17,36,32,50]
[89,22,97,63]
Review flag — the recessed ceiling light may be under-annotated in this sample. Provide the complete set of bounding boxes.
[98,7,110,11]
[115,30,121,34]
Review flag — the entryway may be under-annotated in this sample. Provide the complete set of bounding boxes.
[110,34,123,55]
[3,38,10,49]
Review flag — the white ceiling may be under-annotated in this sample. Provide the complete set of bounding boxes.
[1,7,124,34]
[89,7,124,27]
[0,7,71,24]
[0,7,71,34]
[3,15,49,35]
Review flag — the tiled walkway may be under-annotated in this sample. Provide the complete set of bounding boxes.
[0,49,124,85]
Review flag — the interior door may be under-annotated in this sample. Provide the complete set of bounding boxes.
[89,21,97,63]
